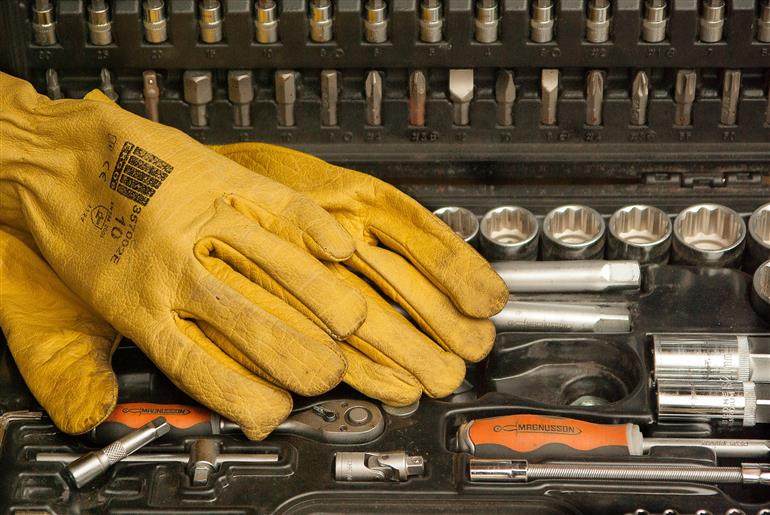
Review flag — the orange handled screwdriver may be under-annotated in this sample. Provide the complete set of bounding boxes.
[457,413,770,459]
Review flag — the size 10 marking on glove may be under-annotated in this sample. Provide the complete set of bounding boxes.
[110,142,173,206]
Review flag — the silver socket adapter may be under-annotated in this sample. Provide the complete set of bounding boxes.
[199,0,224,43]
[433,207,480,246]
[335,451,425,482]
[183,71,213,127]
[747,203,770,272]
[475,0,499,43]
[607,205,672,264]
[542,205,606,260]
[759,0,770,42]
[672,203,747,268]
[530,0,555,43]
[699,0,725,43]
[586,0,611,43]
[479,206,539,261]
[491,300,631,333]
[657,380,770,427]
[364,0,388,43]
[753,261,770,323]
[419,0,443,43]
[88,0,113,46]
[32,0,57,46]
[143,0,168,43]
[310,0,334,42]
[653,334,770,383]
[642,0,668,43]
[256,0,279,43]
[493,260,641,293]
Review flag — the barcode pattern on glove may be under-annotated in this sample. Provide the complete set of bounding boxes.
[110,142,173,206]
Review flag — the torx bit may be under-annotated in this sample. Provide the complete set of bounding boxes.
[540,69,559,125]
[630,70,649,126]
[143,0,168,43]
[642,0,668,43]
[256,0,279,43]
[408,70,427,127]
[449,69,474,126]
[530,0,555,43]
[45,69,62,100]
[183,71,213,127]
[759,0,770,42]
[228,71,254,127]
[720,69,741,126]
[364,0,388,43]
[475,0,499,43]
[585,70,605,126]
[32,0,57,46]
[495,70,516,127]
[275,70,296,127]
[419,0,443,43]
[586,0,611,43]
[88,0,113,46]
[199,0,224,43]
[320,70,339,126]
[142,70,161,122]
[699,0,725,43]
[365,71,383,126]
[310,0,334,42]
[674,69,696,126]
[99,68,119,102]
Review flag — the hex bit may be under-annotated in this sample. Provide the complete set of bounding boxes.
[449,69,474,126]
[228,71,254,127]
[495,70,515,127]
[320,70,339,126]
[720,70,741,126]
[275,71,297,127]
[585,70,605,126]
[409,71,427,126]
[365,71,383,126]
[142,71,161,122]
[540,69,559,125]
[45,69,62,100]
[183,71,213,127]
[630,70,649,126]
[673,69,696,127]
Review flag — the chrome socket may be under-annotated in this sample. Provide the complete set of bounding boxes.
[747,203,770,272]
[32,0,57,46]
[479,206,539,261]
[199,0,224,43]
[607,205,672,264]
[256,0,279,44]
[641,0,668,43]
[143,0,168,43]
[419,0,443,43]
[530,0,555,43]
[87,1,113,46]
[672,204,747,268]
[759,0,770,43]
[753,261,770,323]
[699,0,725,43]
[657,380,770,427]
[542,205,606,260]
[364,0,388,43]
[475,0,499,43]
[433,207,480,246]
[585,0,611,44]
[310,0,334,42]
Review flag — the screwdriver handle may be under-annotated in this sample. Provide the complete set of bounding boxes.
[458,413,642,459]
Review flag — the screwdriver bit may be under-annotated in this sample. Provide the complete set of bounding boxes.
[256,0,279,43]
[495,70,516,127]
[45,69,62,100]
[674,69,696,127]
[586,0,611,43]
[275,70,297,127]
[540,69,559,125]
[228,70,254,127]
[88,0,113,46]
[475,0,499,43]
[630,70,649,126]
[310,0,334,42]
[408,70,427,127]
[642,0,667,43]
[585,70,605,127]
[183,71,213,127]
[143,0,168,43]
[320,70,339,126]
[200,0,224,43]
[364,0,389,43]
[142,70,161,122]
[760,0,770,43]
[720,69,741,126]
[530,0,555,43]
[365,71,383,126]
[99,68,119,102]
[449,69,474,126]
[32,0,57,46]
[419,0,443,43]
[699,0,724,43]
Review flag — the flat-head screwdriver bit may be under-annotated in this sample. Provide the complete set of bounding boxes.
[720,69,741,126]
[142,70,161,122]
[674,69,696,126]
[320,70,339,126]
[540,69,559,125]
[275,70,297,127]
[45,68,62,100]
[228,71,254,127]
[495,70,515,127]
[449,69,474,126]
[630,70,649,126]
[409,70,427,126]
[585,70,605,126]
[365,71,383,126]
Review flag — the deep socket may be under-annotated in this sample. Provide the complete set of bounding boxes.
[364,0,388,43]
[699,0,725,43]
[479,206,539,261]
[433,207,480,246]
[657,380,770,427]
[542,205,606,260]
[607,205,672,263]
[530,0,555,43]
[475,0,499,43]
[753,261,770,323]
[256,0,279,43]
[747,203,770,272]
[87,0,113,46]
[32,0,57,46]
[491,301,631,333]
[672,204,747,268]
[493,260,641,293]
[419,0,443,42]
[586,0,611,43]
[642,0,668,43]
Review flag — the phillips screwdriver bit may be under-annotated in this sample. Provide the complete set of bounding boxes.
[310,0,334,42]
[32,0,57,46]
[495,70,516,127]
[143,0,168,43]
[99,68,119,102]
[364,0,389,43]
[720,69,741,126]
[183,71,213,127]
[642,0,668,43]
[630,70,649,126]
[585,70,605,126]
[449,69,474,126]
[409,70,427,127]
[419,0,443,43]
[228,70,254,127]
[320,70,339,126]
[540,69,559,125]
[699,0,725,43]
[256,0,279,43]
[760,0,770,42]
[45,69,62,100]
[199,0,224,43]
[530,0,555,43]
[142,70,161,122]
[674,69,696,127]
[475,0,500,43]
[586,0,611,43]
[88,0,113,46]
[275,70,297,127]
[365,71,383,126]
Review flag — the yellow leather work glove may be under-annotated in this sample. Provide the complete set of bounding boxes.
[215,143,509,407]
[0,73,367,439]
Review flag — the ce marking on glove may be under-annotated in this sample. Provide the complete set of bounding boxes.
[79,200,141,265]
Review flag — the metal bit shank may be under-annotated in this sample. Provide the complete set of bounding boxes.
[630,71,649,126]
[491,301,631,333]
[365,71,383,126]
[409,70,427,126]
[493,260,641,293]
[720,70,740,126]
[275,71,297,127]
[449,69,474,126]
[495,70,515,127]
[585,70,605,126]
[321,70,339,126]
[674,69,696,126]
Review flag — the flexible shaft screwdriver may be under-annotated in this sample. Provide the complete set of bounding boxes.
[458,414,770,459]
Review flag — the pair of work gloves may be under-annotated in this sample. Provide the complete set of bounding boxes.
[0,72,507,439]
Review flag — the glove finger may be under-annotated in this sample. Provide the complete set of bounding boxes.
[338,343,423,407]
[201,204,366,339]
[350,243,496,363]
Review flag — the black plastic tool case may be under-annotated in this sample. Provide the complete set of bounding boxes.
[1,0,770,513]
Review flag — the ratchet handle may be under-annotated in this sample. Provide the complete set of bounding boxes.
[458,413,637,459]
[90,403,222,444]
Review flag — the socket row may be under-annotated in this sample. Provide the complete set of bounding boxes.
[30,0,770,47]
